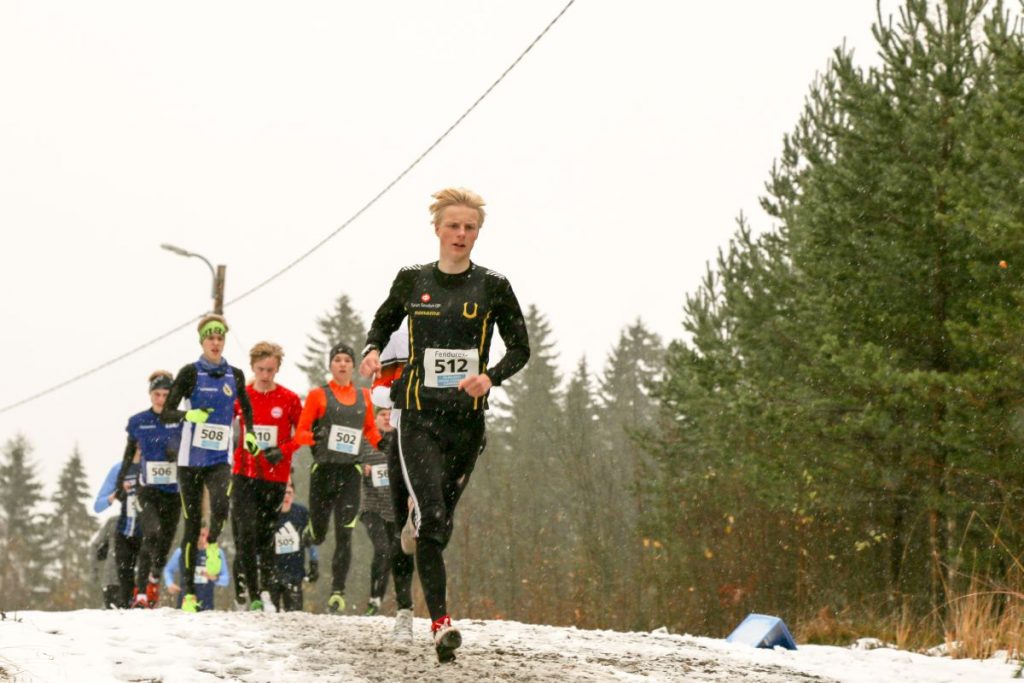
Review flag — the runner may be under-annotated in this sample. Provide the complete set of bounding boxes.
[230,341,302,612]
[268,480,318,612]
[294,341,383,614]
[367,326,419,639]
[114,370,182,608]
[94,454,142,609]
[360,187,530,662]
[89,517,120,609]
[163,523,230,611]
[358,407,396,616]
[162,314,258,612]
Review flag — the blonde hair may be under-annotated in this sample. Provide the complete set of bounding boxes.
[148,369,172,383]
[250,341,284,367]
[429,187,486,228]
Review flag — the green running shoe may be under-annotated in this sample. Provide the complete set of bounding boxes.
[249,599,264,612]
[205,542,222,576]
[182,593,200,613]
[327,592,345,613]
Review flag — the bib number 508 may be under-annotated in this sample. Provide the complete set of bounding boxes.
[201,427,225,441]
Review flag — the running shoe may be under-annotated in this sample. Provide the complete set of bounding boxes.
[205,543,222,576]
[327,592,346,613]
[145,578,160,607]
[365,597,382,616]
[431,614,461,663]
[182,593,200,613]
[129,589,149,609]
[400,509,417,555]
[393,608,414,642]
[249,598,264,611]
[259,591,277,613]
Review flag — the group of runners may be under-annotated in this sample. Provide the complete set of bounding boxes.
[95,187,530,663]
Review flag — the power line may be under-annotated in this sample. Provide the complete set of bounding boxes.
[0,0,577,416]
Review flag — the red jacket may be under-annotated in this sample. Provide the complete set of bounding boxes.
[233,383,303,483]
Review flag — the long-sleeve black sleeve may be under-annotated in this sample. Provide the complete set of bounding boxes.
[161,364,198,424]
[232,367,255,435]
[113,435,138,495]
[484,276,530,387]
[364,268,416,354]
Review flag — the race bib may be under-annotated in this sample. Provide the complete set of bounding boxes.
[328,425,362,455]
[424,348,479,388]
[253,424,279,450]
[145,461,178,485]
[370,463,389,488]
[194,568,209,584]
[126,494,139,519]
[192,422,231,451]
[275,522,301,555]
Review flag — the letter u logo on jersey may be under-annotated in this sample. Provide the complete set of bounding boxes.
[462,302,478,319]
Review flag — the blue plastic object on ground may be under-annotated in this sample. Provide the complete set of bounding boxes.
[726,613,798,650]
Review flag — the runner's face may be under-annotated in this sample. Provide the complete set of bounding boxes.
[251,357,280,387]
[283,486,295,510]
[435,205,480,265]
[201,333,225,362]
[150,388,169,411]
[330,353,354,385]
[375,409,392,432]
[198,528,209,548]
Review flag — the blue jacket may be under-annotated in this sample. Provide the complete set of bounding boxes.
[126,408,182,493]
[94,461,141,537]
[274,503,319,585]
[163,546,229,610]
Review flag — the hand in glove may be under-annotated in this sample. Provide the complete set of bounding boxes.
[313,424,329,447]
[261,446,283,465]
[306,560,319,584]
[184,407,214,424]
[244,432,261,456]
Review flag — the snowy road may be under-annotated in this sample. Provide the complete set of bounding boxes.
[0,610,1014,682]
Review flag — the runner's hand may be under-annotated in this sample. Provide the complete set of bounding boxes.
[360,350,381,379]
[261,446,283,465]
[184,408,214,423]
[457,373,492,398]
[244,432,261,456]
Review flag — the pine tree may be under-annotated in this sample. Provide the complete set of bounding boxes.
[297,293,368,389]
[45,447,98,609]
[0,435,47,610]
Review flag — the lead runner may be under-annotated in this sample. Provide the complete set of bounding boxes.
[360,187,530,663]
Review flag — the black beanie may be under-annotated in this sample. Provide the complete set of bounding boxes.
[329,342,356,364]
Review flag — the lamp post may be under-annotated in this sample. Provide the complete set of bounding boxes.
[160,243,226,314]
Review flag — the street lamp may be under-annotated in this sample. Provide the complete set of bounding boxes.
[160,243,226,314]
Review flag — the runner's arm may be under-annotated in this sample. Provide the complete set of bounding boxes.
[232,367,255,435]
[293,387,327,446]
[485,277,531,386]
[364,269,415,353]
[114,434,138,494]
[161,364,198,424]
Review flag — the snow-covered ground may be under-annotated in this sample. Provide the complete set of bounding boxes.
[0,609,1016,682]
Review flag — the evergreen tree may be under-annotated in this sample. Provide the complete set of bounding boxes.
[649,0,1024,633]
[0,435,47,609]
[297,293,368,389]
[45,447,98,609]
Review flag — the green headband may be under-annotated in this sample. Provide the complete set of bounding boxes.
[199,321,227,340]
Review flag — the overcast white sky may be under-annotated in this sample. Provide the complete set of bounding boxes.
[0,1,897,493]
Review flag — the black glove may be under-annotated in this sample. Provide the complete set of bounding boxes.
[306,560,319,584]
[114,487,127,503]
[262,446,283,465]
[313,424,329,447]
